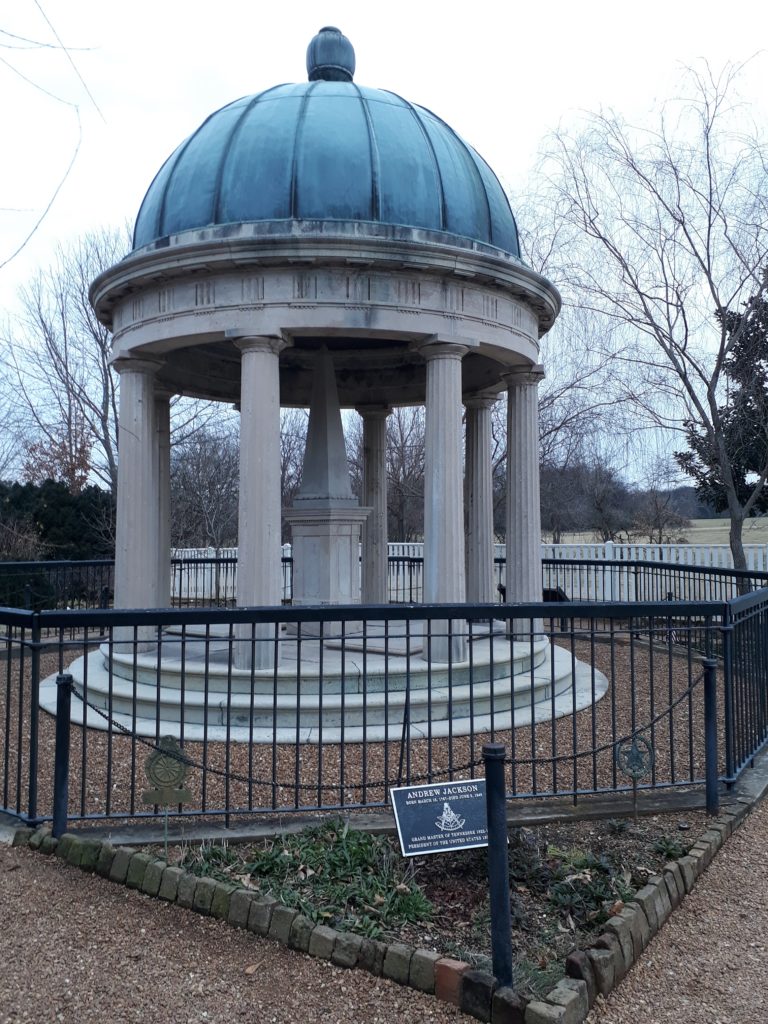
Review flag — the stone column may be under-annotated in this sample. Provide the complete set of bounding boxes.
[234,335,287,669]
[154,389,172,608]
[357,405,390,605]
[504,364,545,634]
[420,340,468,662]
[113,357,163,646]
[465,394,496,607]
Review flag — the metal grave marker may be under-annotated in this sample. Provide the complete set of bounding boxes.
[142,736,192,861]
[390,779,488,857]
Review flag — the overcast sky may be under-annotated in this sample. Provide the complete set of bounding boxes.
[1,0,767,312]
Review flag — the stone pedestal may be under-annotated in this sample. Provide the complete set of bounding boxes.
[504,365,545,636]
[420,340,468,662]
[283,507,371,635]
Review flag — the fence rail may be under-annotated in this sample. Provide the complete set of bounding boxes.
[2,571,767,831]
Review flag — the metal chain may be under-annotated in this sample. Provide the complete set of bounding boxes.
[67,669,703,790]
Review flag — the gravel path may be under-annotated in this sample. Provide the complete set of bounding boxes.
[0,843,472,1024]
[587,797,768,1024]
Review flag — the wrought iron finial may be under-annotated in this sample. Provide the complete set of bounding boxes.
[306,26,355,82]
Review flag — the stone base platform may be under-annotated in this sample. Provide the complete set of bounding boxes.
[39,623,608,744]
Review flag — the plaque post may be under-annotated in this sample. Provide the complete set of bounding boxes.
[483,743,513,988]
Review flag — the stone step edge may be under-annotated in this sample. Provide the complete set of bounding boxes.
[13,802,749,1024]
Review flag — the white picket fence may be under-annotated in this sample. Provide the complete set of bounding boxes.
[170,540,768,604]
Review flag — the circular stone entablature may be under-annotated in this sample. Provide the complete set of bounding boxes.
[90,29,560,407]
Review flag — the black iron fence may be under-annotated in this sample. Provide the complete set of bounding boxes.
[4,554,768,611]
[2,579,768,832]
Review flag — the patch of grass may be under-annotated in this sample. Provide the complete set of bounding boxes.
[180,818,433,939]
[652,835,690,860]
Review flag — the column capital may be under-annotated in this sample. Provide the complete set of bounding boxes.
[356,403,391,420]
[111,355,164,377]
[229,333,291,357]
[503,363,545,387]
[464,391,499,411]
[412,337,469,361]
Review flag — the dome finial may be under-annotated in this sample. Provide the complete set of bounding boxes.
[306,26,355,82]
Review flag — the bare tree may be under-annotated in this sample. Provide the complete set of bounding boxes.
[170,426,239,551]
[386,407,425,542]
[535,61,768,568]
[2,228,127,492]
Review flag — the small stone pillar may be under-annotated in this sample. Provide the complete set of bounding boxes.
[284,348,370,636]
[504,364,545,634]
[465,394,497,607]
[113,357,164,647]
[357,405,390,605]
[234,335,288,669]
[420,340,468,662]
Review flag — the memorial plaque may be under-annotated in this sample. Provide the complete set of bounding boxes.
[390,779,488,857]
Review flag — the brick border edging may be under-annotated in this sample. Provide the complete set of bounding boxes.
[9,803,750,1024]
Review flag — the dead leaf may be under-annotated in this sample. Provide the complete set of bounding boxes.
[244,960,265,975]
[608,900,625,916]
[395,883,409,895]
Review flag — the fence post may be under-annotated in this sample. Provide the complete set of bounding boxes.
[52,673,73,838]
[26,612,41,823]
[702,658,720,815]
[483,743,513,988]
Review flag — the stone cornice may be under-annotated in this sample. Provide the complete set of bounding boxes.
[90,223,561,335]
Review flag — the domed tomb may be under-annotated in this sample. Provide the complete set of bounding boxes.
[56,28,589,745]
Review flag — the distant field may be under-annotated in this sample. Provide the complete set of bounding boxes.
[546,518,768,547]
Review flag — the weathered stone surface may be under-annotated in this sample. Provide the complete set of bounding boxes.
[11,827,34,848]
[688,841,712,869]
[700,828,723,852]
[28,827,50,850]
[55,833,78,860]
[210,882,237,921]
[141,859,165,897]
[546,979,588,1024]
[228,889,254,929]
[332,931,364,969]
[602,915,633,969]
[632,885,659,936]
[409,949,441,994]
[358,937,387,975]
[663,862,684,907]
[594,932,626,982]
[65,839,85,867]
[565,949,597,1007]
[308,925,337,960]
[192,877,217,915]
[176,871,198,909]
[95,842,116,878]
[460,968,496,1023]
[715,814,734,838]
[677,856,697,893]
[492,986,528,1024]
[524,1001,566,1023]
[621,904,650,957]
[247,895,277,937]
[158,865,183,902]
[40,835,58,855]
[435,958,470,1007]
[288,914,314,952]
[268,905,298,945]
[125,852,153,890]
[78,840,101,873]
[108,847,135,884]
[586,948,615,997]
[382,942,413,984]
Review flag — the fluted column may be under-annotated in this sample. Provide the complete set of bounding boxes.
[235,335,288,669]
[420,340,468,662]
[154,389,172,608]
[465,394,496,606]
[504,365,545,633]
[358,405,390,605]
[113,357,163,646]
